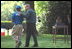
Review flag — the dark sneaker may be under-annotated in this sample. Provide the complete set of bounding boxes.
[15,45,19,48]
[15,41,22,48]
[24,45,29,47]
[32,45,38,47]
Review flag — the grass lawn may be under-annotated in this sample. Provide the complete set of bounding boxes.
[1,34,71,48]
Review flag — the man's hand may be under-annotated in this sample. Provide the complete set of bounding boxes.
[16,12,22,16]
[16,13,20,16]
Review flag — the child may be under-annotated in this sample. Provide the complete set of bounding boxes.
[11,5,24,48]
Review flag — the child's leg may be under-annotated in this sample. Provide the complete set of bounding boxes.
[12,25,23,48]
[15,36,22,48]
[12,31,22,48]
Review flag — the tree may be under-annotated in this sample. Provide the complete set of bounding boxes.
[34,1,49,34]
[1,1,23,21]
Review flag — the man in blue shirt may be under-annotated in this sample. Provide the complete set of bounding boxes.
[12,5,24,48]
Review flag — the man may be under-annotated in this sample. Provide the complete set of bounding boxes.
[55,17,65,26]
[11,5,24,48]
[23,4,38,47]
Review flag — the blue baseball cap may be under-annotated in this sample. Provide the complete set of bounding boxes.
[16,5,21,9]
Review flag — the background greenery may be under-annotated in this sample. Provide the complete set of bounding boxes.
[1,1,71,48]
[1,1,71,34]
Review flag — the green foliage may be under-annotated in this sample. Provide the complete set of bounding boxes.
[35,1,49,33]
[1,1,71,34]
[1,1,24,21]
[35,1,71,34]
[35,1,48,17]
[46,1,71,33]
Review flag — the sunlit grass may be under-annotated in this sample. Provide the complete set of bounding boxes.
[1,34,71,48]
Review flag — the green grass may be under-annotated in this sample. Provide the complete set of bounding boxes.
[1,34,71,48]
